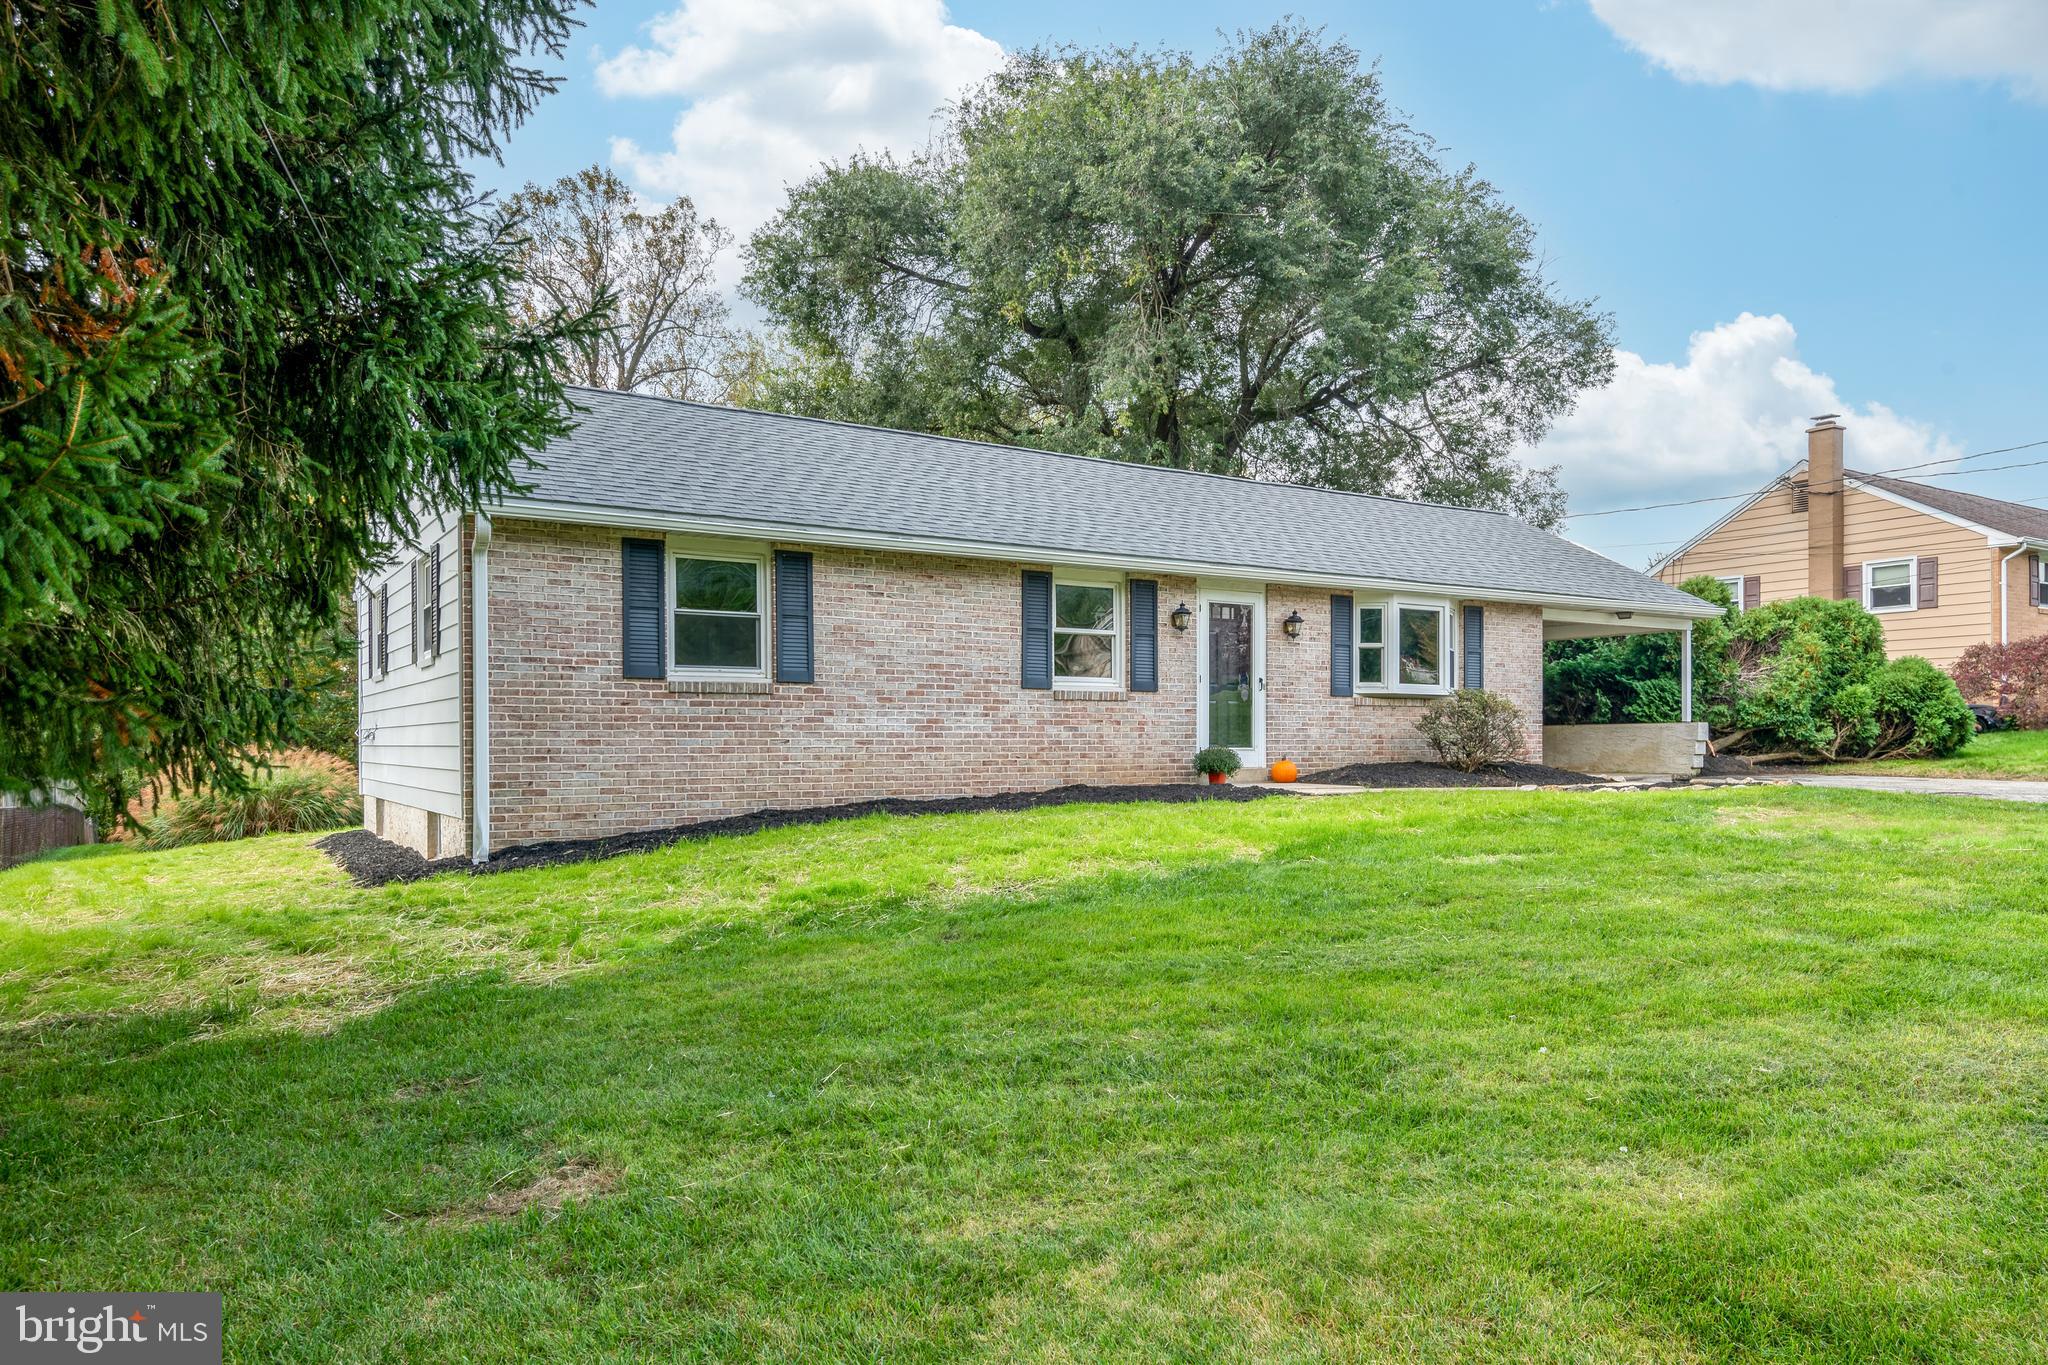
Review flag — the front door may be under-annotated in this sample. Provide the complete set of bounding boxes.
[1196,589,1264,768]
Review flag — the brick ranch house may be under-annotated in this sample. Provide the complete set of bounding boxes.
[1656,415,2048,669]
[356,388,1719,862]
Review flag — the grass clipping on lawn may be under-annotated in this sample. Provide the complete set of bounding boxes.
[5,786,2048,1361]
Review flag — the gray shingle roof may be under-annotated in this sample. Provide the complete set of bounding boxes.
[1850,469,2048,542]
[504,387,1712,614]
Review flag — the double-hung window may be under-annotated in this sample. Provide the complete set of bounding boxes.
[1052,577,1120,688]
[1864,557,1916,612]
[670,543,769,679]
[1358,598,1453,695]
[1715,574,1744,605]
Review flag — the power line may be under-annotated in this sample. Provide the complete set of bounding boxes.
[201,2,345,284]
[1562,438,2048,521]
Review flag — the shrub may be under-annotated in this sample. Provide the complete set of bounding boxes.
[1719,597,1891,758]
[1415,689,1528,772]
[140,771,362,850]
[1867,656,1975,758]
[1709,597,1970,761]
[1192,745,1243,777]
[1950,637,2048,729]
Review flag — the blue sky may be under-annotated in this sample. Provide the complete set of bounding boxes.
[476,0,2048,561]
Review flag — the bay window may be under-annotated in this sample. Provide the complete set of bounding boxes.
[1358,597,1453,696]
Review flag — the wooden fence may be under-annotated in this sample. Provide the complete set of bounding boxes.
[0,805,94,869]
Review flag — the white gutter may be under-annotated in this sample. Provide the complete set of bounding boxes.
[470,512,493,865]
[489,497,1724,622]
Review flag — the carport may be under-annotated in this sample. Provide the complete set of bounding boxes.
[1540,606,1711,778]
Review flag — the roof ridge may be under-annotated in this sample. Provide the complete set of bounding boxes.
[562,385,1517,520]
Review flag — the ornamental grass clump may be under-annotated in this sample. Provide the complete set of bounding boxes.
[141,771,362,850]
[1415,690,1528,772]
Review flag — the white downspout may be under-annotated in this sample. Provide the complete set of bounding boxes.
[471,512,493,865]
[1998,544,2029,645]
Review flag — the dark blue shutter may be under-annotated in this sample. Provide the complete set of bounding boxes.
[1462,605,1484,690]
[621,538,665,679]
[1128,579,1158,692]
[1021,570,1052,689]
[774,550,814,683]
[1330,594,1353,697]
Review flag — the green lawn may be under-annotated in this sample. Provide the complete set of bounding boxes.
[1807,728,2048,780]
[5,788,2048,1362]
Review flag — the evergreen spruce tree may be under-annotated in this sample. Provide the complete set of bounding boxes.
[2,0,592,815]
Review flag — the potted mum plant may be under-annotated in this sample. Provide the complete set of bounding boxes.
[1193,745,1243,784]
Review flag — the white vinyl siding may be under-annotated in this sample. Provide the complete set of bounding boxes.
[357,508,463,819]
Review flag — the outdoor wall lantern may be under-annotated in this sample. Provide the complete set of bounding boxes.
[1281,609,1305,639]
[1170,602,1193,632]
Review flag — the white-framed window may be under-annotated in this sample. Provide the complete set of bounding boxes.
[1863,556,1917,613]
[667,538,769,679]
[1051,575,1121,689]
[1358,598,1454,695]
[1716,574,1744,606]
[2036,555,2047,589]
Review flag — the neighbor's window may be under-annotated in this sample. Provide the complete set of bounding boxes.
[672,551,766,675]
[1357,599,1452,695]
[1357,605,1385,685]
[1716,574,1744,604]
[1052,578,1120,686]
[1865,557,1915,612]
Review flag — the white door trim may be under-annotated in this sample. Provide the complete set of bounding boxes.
[1194,584,1265,768]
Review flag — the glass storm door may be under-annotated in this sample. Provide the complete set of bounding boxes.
[1197,590,1264,764]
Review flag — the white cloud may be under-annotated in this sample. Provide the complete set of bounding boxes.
[1588,0,2048,99]
[598,0,1003,249]
[1534,312,1959,506]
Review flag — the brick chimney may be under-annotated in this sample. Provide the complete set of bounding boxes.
[1805,414,1845,598]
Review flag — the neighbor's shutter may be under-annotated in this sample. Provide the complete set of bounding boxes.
[376,587,388,679]
[1330,594,1353,697]
[1743,575,1761,611]
[621,538,666,679]
[1918,556,1939,609]
[1021,570,1052,689]
[1462,605,1485,690]
[1128,579,1159,692]
[1842,564,1862,603]
[2032,554,2042,607]
[774,550,815,684]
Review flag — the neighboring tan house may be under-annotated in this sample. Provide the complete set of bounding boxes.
[1655,415,2048,669]
[355,388,1718,862]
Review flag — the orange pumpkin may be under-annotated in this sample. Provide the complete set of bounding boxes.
[1269,758,1299,783]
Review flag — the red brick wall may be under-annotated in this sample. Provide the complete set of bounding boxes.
[483,519,1549,847]
[1260,590,1545,769]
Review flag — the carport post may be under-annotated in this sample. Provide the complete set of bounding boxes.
[1680,624,1693,724]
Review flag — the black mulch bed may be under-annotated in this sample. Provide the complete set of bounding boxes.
[316,782,1294,887]
[1298,760,1606,788]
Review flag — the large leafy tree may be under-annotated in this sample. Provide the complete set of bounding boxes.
[2,0,589,811]
[507,166,739,400]
[745,23,1611,525]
